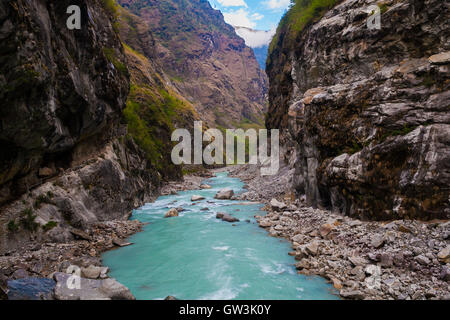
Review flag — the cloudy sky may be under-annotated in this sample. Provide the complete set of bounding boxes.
[208,0,291,31]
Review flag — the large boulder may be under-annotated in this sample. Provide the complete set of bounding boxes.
[216,212,239,223]
[270,198,287,211]
[53,273,135,300]
[221,213,239,223]
[191,195,205,201]
[81,265,109,280]
[438,246,450,263]
[164,208,179,218]
[214,188,234,200]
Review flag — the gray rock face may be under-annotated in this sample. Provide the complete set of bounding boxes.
[53,272,135,300]
[0,0,129,205]
[266,0,450,220]
[214,188,234,200]
[0,1,159,253]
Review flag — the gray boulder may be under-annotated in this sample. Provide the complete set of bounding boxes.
[270,198,287,211]
[214,188,234,200]
[53,272,135,300]
[191,195,205,201]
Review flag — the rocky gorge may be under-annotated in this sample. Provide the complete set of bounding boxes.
[0,0,449,301]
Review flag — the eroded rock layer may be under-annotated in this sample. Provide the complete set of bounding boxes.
[267,0,450,220]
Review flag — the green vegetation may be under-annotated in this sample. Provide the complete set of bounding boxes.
[20,208,38,232]
[7,220,19,233]
[378,2,389,14]
[269,0,340,56]
[103,48,127,75]
[380,124,418,141]
[346,141,363,154]
[123,83,194,174]
[42,221,58,232]
[33,192,54,209]
[101,0,119,17]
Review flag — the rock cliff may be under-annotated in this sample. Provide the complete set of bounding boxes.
[266,0,449,220]
[0,0,130,205]
[0,0,157,253]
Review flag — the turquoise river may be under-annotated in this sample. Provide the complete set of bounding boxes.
[102,172,339,300]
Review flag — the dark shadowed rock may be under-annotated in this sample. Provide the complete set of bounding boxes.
[218,213,239,223]
[69,229,92,241]
[7,278,55,300]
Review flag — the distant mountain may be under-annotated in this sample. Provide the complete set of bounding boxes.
[118,0,268,128]
[252,46,269,70]
[233,26,275,70]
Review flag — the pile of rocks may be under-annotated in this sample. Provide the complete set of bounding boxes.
[160,172,213,195]
[256,198,450,300]
[0,220,142,300]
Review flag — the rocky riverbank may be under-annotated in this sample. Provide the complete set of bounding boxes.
[229,165,450,300]
[0,169,212,300]
[0,219,143,300]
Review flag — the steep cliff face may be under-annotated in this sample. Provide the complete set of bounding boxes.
[118,0,268,128]
[267,0,450,220]
[0,0,130,204]
[0,0,160,253]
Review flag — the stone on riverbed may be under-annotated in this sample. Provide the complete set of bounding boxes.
[270,198,286,211]
[214,188,234,199]
[191,195,205,201]
[437,246,450,263]
[259,219,272,228]
[339,289,365,300]
[164,208,179,218]
[216,212,239,223]
[112,238,133,247]
[53,273,135,300]
[200,184,212,189]
[81,265,109,279]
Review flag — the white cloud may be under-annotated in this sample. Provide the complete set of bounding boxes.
[217,0,248,7]
[223,8,257,28]
[251,12,264,21]
[263,0,291,10]
[234,26,276,48]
